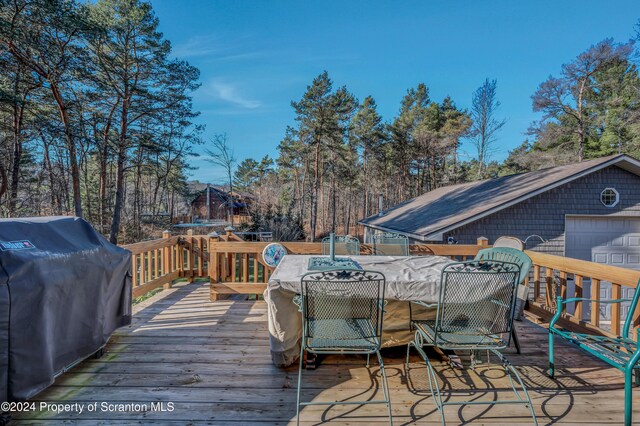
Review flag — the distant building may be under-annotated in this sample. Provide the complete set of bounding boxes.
[188,185,253,225]
[360,154,640,270]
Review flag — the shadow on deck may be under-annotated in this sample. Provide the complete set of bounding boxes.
[11,281,636,425]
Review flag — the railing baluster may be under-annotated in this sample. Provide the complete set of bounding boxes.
[146,251,153,283]
[199,237,206,277]
[545,267,554,308]
[242,253,249,282]
[533,265,541,302]
[612,283,622,336]
[132,254,138,289]
[231,253,237,282]
[591,278,601,327]
[559,271,567,314]
[574,274,583,320]
[253,254,259,283]
[155,249,160,280]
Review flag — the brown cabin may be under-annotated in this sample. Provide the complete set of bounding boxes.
[189,185,252,224]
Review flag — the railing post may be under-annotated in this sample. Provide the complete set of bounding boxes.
[186,229,194,283]
[477,237,488,247]
[162,230,171,289]
[209,232,221,302]
[225,226,235,283]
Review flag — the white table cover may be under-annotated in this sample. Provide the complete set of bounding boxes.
[264,255,452,367]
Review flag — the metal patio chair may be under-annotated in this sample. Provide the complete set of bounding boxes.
[372,232,409,256]
[296,269,392,425]
[321,235,360,256]
[406,260,537,425]
[549,286,640,426]
[474,247,533,353]
[493,236,525,251]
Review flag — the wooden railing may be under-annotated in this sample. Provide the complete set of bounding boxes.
[123,230,209,298]
[525,250,640,338]
[207,236,489,300]
[122,232,640,340]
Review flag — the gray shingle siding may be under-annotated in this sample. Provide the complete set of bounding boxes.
[442,165,640,255]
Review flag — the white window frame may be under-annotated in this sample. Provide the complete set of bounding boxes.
[600,187,620,208]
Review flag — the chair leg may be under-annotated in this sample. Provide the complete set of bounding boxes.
[548,332,555,378]
[498,351,538,426]
[512,327,521,354]
[376,350,393,426]
[296,344,304,426]
[625,366,634,426]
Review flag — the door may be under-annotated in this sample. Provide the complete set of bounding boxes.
[565,216,640,325]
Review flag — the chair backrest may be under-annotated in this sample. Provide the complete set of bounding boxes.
[493,236,525,251]
[434,260,520,349]
[372,232,409,256]
[300,269,386,346]
[322,235,360,255]
[475,247,532,285]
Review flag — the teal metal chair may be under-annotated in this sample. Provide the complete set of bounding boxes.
[475,247,533,354]
[296,269,392,425]
[322,235,360,256]
[407,260,537,425]
[372,232,409,256]
[549,285,640,426]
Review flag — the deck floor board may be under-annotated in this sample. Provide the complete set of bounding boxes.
[10,281,640,425]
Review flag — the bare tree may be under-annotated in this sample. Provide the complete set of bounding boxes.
[205,133,237,225]
[470,78,506,178]
[532,39,633,161]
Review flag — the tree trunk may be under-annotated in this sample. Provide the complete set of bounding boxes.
[109,96,130,244]
[310,142,320,241]
[109,144,127,244]
[50,84,83,217]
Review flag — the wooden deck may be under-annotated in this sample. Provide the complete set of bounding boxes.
[11,281,640,425]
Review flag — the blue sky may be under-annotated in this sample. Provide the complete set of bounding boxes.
[151,0,640,184]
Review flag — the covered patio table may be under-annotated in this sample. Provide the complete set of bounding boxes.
[264,254,453,367]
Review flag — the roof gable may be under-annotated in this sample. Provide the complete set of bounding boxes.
[359,154,640,241]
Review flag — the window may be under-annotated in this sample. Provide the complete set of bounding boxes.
[600,188,619,207]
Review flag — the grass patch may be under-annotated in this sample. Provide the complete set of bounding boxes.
[133,288,164,305]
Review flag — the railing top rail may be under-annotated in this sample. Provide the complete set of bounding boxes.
[526,250,640,288]
[123,236,180,256]
[206,240,486,256]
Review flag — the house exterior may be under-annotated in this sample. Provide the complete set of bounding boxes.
[189,185,253,224]
[359,154,640,272]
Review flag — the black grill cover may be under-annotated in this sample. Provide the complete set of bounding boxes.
[0,217,131,402]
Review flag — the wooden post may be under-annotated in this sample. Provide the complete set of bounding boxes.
[545,267,554,308]
[591,279,601,327]
[533,265,541,302]
[559,271,567,314]
[612,283,622,336]
[197,236,205,278]
[132,254,138,290]
[186,229,194,283]
[177,237,184,277]
[162,230,171,289]
[574,275,583,320]
[209,232,221,301]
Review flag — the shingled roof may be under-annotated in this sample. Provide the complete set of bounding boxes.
[359,154,640,241]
